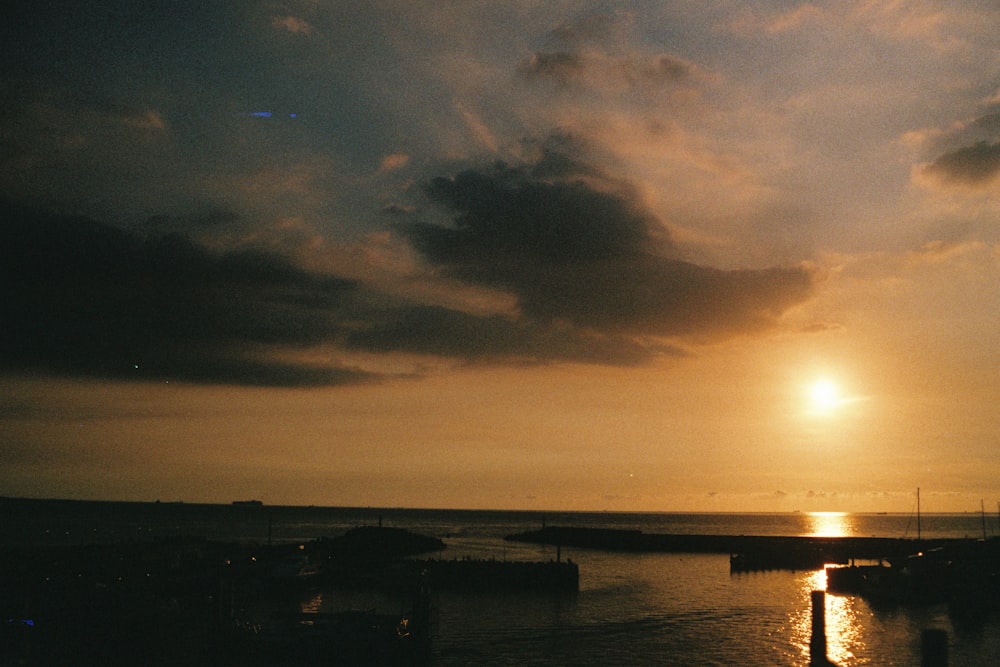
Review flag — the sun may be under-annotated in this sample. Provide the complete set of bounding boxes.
[808,378,841,414]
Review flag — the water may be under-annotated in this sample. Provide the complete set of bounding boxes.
[4,499,1000,665]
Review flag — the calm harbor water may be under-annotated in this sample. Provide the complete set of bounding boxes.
[4,500,1000,665]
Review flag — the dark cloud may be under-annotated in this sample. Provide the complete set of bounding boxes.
[970,111,1000,135]
[519,12,699,91]
[404,161,815,339]
[418,162,654,264]
[521,51,584,81]
[142,208,242,238]
[650,54,694,82]
[519,52,586,83]
[1,154,813,385]
[548,12,620,49]
[519,50,696,89]
[528,145,602,181]
[0,202,369,386]
[924,141,1000,186]
[0,199,676,386]
[344,304,671,366]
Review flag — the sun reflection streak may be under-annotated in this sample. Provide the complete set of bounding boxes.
[806,511,852,538]
[792,569,868,666]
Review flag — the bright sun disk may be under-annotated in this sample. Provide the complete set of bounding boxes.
[808,379,840,412]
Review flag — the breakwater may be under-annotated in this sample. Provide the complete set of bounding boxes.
[505,526,974,571]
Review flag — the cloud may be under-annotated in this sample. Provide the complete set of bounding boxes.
[519,44,701,94]
[0,202,369,386]
[122,109,166,130]
[519,51,586,84]
[378,153,410,173]
[0,198,681,386]
[766,4,826,34]
[547,11,623,48]
[516,10,709,106]
[455,103,499,152]
[344,304,670,366]
[923,141,1000,187]
[272,15,315,36]
[905,107,1000,159]
[0,155,812,388]
[905,239,986,265]
[402,157,815,339]
[724,4,829,36]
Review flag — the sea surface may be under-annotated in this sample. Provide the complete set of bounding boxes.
[4,499,1000,666]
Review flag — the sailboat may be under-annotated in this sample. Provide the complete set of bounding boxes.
[862,488,956,603]
[826,488,941,602]
[829,490,1000,609]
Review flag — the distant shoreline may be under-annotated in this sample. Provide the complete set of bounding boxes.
[1,496,971,516]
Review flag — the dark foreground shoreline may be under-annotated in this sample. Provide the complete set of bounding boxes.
[0,526,577,665]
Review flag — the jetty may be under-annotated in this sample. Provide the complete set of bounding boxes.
[315,526,578,593]
[504,526,976,571]
[315,525,446,564]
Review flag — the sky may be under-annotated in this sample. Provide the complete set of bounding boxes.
[2,1,999,513]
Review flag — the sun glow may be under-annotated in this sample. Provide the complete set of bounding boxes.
[807,378,841,415]
[806,511,850,538]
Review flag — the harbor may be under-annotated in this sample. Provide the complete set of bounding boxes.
[0,523,577,665]
[4,501,1000,665]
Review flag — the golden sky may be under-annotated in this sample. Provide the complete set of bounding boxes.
[2,1,999,511]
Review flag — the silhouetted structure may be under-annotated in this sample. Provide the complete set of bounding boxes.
[507,526,983,572]
[827,538,1000,613]
[921,629,948,667]
[0,523,582,664]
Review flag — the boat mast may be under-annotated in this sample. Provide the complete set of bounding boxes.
[916,487,921,542]
[982,499,988,540]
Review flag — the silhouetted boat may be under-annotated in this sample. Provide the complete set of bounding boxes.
[825,561,889,595]
[826,492,1000,612]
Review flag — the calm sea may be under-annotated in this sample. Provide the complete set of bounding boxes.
[4,499,1000,666]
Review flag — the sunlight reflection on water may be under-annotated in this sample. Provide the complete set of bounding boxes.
[791,568,868,666]
[806,511,854,538]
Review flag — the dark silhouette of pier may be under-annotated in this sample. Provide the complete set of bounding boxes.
[505,525,982,571]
